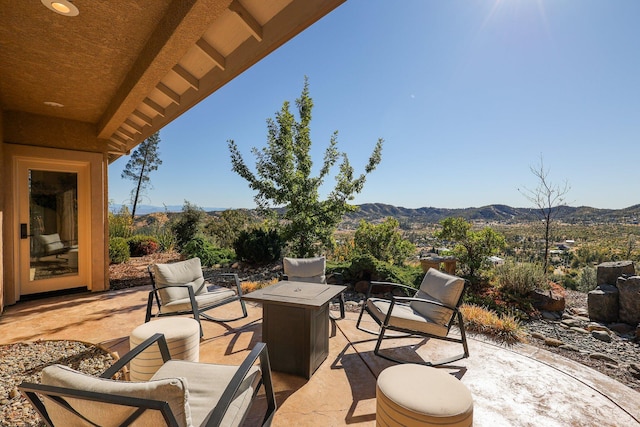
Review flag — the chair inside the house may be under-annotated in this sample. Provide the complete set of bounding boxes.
[36,233,72,259]
[356,268,469,366]
[282,256,345,319]
[19,333,276,427]
[147,257,248,336]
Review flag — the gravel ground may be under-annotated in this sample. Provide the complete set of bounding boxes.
[0,340,121,427]
[519,289,640,392]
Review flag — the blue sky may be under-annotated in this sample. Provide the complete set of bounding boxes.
[108,0,640,211]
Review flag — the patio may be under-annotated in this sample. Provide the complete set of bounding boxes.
[1,286,639,426]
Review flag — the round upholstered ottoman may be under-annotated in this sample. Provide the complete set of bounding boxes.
[376,364,473,427]
[129,318,200,381]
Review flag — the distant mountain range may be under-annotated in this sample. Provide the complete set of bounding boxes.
[343,203,640,225]
[110,204,224,215]
[129,202,640,225]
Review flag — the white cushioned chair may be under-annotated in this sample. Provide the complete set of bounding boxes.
[282,256,345,319]
[19,334,276,427]
[36,233,72,259]
[356,268,469,366]
[147,258,247,337]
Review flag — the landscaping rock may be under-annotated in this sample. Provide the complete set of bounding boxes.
[596,260,635,286]
[608,323,634,334]
[617,275,640,325]
[544,338,564,347]
[530,288,565,312]
[591,330,612,343]
[589,353,618,364]
[587,284,619,323]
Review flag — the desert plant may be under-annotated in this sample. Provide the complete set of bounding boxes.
[109,237,130,264]
[127,235,159,257]
[233,228,283,264]
[494,261,547,296]
[182,237,235,267]
[108,206,133,239]
[460,304,525,344]
[577,266,597,292]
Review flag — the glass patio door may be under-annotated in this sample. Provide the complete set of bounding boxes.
[17,159,89,295]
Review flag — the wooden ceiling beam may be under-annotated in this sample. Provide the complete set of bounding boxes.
[230,0,263,42]
[143,97,166,117]
[195,39,226,70]
[172,64,199,90]
[157,82,181,105]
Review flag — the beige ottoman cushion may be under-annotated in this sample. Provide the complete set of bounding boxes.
[376,364,473,427]
[130,317,200,381]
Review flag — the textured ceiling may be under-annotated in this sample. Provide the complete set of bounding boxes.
[0,0,345,161]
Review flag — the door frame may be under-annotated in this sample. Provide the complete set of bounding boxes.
[3,144,107,306]
[14,157,91,295]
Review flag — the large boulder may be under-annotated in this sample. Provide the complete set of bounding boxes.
[588,284,619,323]
[596,261,635,286]
[530,285,566,313]
[617,276,640,325]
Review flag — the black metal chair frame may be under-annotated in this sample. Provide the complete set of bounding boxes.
[356,280,470,366]
[19,334,276,427]
[146,267,248,337]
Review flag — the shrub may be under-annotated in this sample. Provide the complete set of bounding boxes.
[127,235,159,257]
[234,229,283,264]
[347,254,422,288]
[577,266,597,292]
[353,218,416,265]
[109,237,130,264]
[154,227,176,252]
[495,261,547,296]
[182,237,235,267]
[171,201,205,250]
[108,206,133,239]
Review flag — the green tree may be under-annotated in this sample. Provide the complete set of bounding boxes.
[228,77,383,257]
[121,132,162,219]
[354,217,416,265]
[205,209,257,249]
[171,201,205,251]
[435,217,506,283]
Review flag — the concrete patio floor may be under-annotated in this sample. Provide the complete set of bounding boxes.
[1,286,638,426]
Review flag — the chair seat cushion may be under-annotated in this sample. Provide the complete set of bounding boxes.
[41,364,191,427]
[367,298,449,337]
[161,286,237,314]
[153,360,261,427]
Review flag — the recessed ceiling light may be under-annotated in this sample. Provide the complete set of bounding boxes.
[41,0,79,17]
[44,101,64,108]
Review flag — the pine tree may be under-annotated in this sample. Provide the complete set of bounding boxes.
[121,132,162,219]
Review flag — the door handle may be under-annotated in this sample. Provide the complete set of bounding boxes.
[20,223,30,239]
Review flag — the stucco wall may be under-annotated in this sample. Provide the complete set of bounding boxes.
[0,109,4,313]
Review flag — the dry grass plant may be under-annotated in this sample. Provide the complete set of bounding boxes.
[241,277,279,294]
[460,303,526,345]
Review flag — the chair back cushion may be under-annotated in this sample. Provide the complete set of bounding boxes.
[39,233,64,253]
[41,364,192,427]
[410,268,465,326]
[152,257,206,304]
[283,257,326,283]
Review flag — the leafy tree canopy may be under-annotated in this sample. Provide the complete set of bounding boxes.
[354,217,415,265]
[228,77,383,257]
[435,217,506,283]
